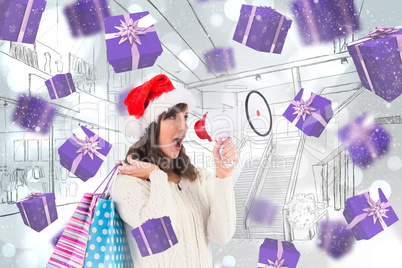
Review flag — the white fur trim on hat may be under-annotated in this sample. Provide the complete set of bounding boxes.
[121,88,196,138]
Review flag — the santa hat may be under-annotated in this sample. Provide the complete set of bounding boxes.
[121,74,196,138]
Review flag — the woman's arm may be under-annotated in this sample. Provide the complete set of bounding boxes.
[111,170,171,228]
[201,168,236,245]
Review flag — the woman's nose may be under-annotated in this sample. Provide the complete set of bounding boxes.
[179,116,187,131]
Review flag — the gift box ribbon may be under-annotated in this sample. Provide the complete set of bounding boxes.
[19,193,52,228]
[105,14,156,70]
[241,6,285,52]
[69,134,107,174]
[300,0,355,44]
[348,27,402,94]
[290,93,327,127]
[258,240,288,268]
[137,217,174,256]
[49,74,74,99]
[17,0,34,42]
[348,192,391,230]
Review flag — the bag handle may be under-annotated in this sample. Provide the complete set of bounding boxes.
[93,164,121,199]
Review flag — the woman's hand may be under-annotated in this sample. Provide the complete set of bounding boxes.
[118,155,160,179]
[213,137,239,179]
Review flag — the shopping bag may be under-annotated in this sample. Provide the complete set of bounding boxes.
[47,193,99,268]
[83,164,134,267]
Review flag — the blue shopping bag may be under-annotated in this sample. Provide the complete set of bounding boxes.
[83,165,133,268]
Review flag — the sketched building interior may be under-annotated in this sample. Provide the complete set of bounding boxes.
[0,0,402,266]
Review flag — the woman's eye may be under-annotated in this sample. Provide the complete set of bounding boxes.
[184,116,188,121]
[169,115,176,120]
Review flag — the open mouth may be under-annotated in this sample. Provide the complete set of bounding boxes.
[172,137,184,150]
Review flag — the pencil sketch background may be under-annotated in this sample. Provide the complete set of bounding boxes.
[0,0,402,267]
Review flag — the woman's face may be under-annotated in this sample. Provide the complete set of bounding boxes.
[159,107,189,159]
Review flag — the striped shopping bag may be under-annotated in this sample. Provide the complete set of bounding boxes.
[47,193,99,268]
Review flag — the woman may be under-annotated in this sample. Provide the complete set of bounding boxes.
[112,74,238,267]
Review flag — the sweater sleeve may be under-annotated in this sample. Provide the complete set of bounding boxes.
[200,168,236,245]
[111,170,171,228]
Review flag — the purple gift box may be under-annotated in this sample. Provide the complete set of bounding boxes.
[64,0,110,37]
[291,0,359,45]
[16,193,58,232]
[317,220,355,259]
[233,5,292,54]
[258,238,300,268]
[339,114,391,168]
[132,216,178,257]
[12,95,57,134]
[58,126,112,181]
[347,27,402,102]
[104,12,163,73]
[282,88,333,137]
[204,47,235,74]
[249,199,278,226]
[0,0,46,44]
[343,188,399,241]
[45,73,76,100]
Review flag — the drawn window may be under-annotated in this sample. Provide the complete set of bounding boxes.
[14,140,25,162]
[41,139,50,161]
[27,139,39,161]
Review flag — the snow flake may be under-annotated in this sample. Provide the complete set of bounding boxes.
[26,28,33,37]
[250,34,257,42]
[392,76,402,89]
[9,25,17,34]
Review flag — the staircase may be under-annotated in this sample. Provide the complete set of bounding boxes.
[247,156,295,240]
[233,158,261,238]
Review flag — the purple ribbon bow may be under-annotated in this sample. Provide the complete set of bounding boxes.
[114,18,149,45]
[362,197,389,225]
[26,192,43,199]
[74,135,102,160]
[292,96,316,121]
[267,258,287,268]
[366,27,398,39]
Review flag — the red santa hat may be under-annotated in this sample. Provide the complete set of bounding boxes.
[121,74,196,138]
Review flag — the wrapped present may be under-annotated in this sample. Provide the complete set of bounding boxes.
[339,114,391,168]
[64,0,110,37]
[44,73,76,100]
[343,188,399,240]
[282,88,333,137]
[16,192,58,232]
[131,216,178,257]
[0,0,47,44]
[104,12,163,73]
[12,95,57,134]
[347,27,402,102]
[317,220,355,259]
[204,47,235,74]
[258,238,300,268]
[249,198,278,226]
[58,126,113,181]
[291,0,359,45]
[233,5,292,54]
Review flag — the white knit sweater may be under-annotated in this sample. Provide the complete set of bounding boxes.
[111,168,236,268]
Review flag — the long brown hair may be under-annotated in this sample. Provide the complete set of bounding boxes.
[125,103,199,182]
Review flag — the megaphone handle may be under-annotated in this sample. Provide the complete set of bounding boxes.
[219,138,234,168]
